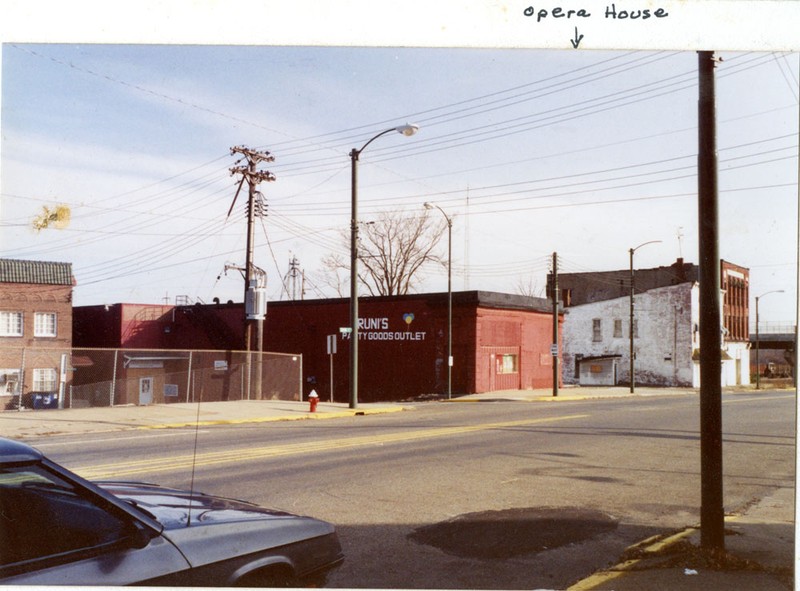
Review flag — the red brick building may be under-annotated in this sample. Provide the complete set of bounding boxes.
[74,291,563,402]
[1,259,75,409]
[721,261,750,345]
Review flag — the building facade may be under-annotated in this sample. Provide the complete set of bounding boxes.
[0,259,75,409]
[562,283,698,387]
[553,258,750,388]
[74,291,563,403]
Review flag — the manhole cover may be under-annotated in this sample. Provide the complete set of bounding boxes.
[409,507,618,559]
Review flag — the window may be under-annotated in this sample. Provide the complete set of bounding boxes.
[592,318,602,342]
[498,354,518,374]
[0,312,23,337]
[613,319,623,338]
[0,370,21,395]
[33,368,57,392]
[34,312,57,337]
[0,463,131,566]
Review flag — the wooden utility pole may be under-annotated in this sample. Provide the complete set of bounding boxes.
[697,50,724,552]
[552,252,559,397]
[229,146,275,400]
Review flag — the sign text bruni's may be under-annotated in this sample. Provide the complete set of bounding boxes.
[341,316,427,342]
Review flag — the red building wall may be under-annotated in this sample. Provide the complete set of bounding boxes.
[263,296,445,402]
[74,292,562,402]
[473,307,562,393]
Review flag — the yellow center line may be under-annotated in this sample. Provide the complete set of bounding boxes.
[74,414,588,480]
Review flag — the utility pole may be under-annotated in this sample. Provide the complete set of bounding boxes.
[285,255,302,301]
[697,50,724,552]
[630,240,661,393]
[552,252,559,397]
[229,146,275,400]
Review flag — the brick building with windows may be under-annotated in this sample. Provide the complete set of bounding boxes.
[0,259,75,409]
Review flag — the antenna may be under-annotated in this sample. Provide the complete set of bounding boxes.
[187,384,203,528]
[283,255,303,300]
[464,187,470,291]
[676,227,684,259]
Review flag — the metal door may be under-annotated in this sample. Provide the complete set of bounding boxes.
[138,377,153,405]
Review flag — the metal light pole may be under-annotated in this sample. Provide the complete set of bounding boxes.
[629,240,661,393]
[349,124,419,409]
[424,202,453,399]
[755,290,784,390]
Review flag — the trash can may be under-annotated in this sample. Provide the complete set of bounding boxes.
[32,392,58,410]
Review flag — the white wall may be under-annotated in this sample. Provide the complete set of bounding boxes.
[562,283,696,387]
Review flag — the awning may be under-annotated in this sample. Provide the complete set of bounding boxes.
[71,355,94,368]
[577,354,622,363]
[691,349,733,361]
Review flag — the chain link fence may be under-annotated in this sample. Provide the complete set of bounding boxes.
[1,347,302,410]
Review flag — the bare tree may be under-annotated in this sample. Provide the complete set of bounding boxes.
[321,210,447,296]
[318,253,350,297]
[515,276,543,298]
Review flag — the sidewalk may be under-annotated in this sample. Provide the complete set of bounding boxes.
[0,385,693,440]
[568,486,795,590]
[0,399,407,440]
[1,386,795,590]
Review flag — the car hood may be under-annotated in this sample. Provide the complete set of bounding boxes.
[96,481,298,530]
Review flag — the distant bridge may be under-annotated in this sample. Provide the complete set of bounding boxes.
[749,332,796,350]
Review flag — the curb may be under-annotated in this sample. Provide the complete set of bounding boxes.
[137,405,407,430]
[0,405,411,440]
[443,391,696,403]
[567,512,756,591]
[567,527,699,590]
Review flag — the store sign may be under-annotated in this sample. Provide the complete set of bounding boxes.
[341,314,428,342]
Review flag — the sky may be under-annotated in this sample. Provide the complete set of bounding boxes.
[0,4,798,327]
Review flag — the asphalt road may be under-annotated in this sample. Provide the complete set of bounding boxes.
[31,390,795,589]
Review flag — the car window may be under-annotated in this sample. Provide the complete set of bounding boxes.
[0,463,132,567]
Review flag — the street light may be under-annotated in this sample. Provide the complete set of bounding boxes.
[424,202,453,399]
[755,289,784,390]
[629,240,661,393]
[349,124,419,409]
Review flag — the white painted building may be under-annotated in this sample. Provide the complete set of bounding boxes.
[562,282,750,388]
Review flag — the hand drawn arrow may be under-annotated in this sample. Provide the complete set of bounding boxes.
[571,27,584,48]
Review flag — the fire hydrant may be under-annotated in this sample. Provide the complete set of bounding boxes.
[308,390,319,413]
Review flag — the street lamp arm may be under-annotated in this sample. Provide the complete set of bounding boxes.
[353,124,419,159]
[756,289,785,300]
[631,239,663,255]
[424,202,452,226]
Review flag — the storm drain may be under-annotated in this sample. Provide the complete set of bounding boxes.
[409,507,618,560]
